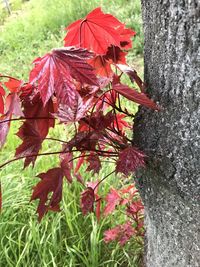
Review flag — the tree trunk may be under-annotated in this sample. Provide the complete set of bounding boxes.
[134,1,200,266]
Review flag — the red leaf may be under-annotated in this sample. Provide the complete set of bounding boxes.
[81,111,115,132]
[5,93,23,117]
[88,55,112,77]
[60,152,73,183]
[89,46,127,77]
[67,131,100,151]
[15,95,54,167]
[0,114,11,148]
[4,78,23,93]
[86,153,101,174]
[106,46,127,64]
[29,47,98,105]
[113,83,159,110]
[64,7,124,54]
[31,168,64,221]
[119,27,136,49]
[86,180,99,193]
[104,221,135,246]
[80,187,95,215]
[55,92,93,123]
[75,153,85,173]
[117,64,146,93]
[104,188,121,216]
[116,146,145,176]
[113,114,131,133]
[0,92,23,148]
[126,200,144,215]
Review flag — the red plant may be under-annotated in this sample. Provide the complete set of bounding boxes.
[0,7,158,243]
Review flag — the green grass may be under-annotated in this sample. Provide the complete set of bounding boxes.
[0,0,144,266]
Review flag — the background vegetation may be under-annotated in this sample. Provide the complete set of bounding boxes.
[0,0,144,266]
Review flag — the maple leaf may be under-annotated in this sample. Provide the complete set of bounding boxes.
[86,180,101,220]
[86,153,101,174]
[104,188,121,215]
[0,114,11,148]
[116,146,145,176]
[119,27,136,49]
[113,114,131,133]
[117,64,146,93]
[106,46,127,65]
[55,92,93,123]
[80,187,95,215]
[67,131,100,151]
[113,83,159,110]
[88,55,112,77]
[126,200,144,215]
[81,111,115,132]
[15,95,54,167]
[104,221,135,246]
[5,93,24,117]
[0,92,24,148]
[64,7,125,54]
[60,152,73,183]
[4,78,23,93]
[31,168,64,221]
[29,47,98,105]
[89,46,127,77]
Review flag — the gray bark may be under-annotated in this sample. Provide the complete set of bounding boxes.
[134,1,200,266]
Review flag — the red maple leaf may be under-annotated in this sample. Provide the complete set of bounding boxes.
[113,114,131,133]
[4,78,23,93]
[64,7,132,55]
[55,92,93,123]
[86,153,101,174]
[89,55,112,77]
[0,113,11,148]
[116,146,145,176]
[29,47,98,105]
[31,168,64,221]
[104,221,135,246]
[126,200,144,215]
[104,188,121,215]
[89,46,127,77]
[119,27,136,49]
[80,187,95,215]
[81,111,115,132]
[117,64,146,93]
[0,92,23,148]
[113,83,159,110]
[60,152,73,183]
[15,95,54,167]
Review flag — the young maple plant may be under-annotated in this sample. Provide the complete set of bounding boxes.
[0,7,158,244]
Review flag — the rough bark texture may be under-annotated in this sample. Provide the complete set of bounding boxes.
[134,1,200,266]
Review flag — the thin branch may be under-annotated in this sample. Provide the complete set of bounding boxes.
[94,170,115,190]
[0,116,55,125]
